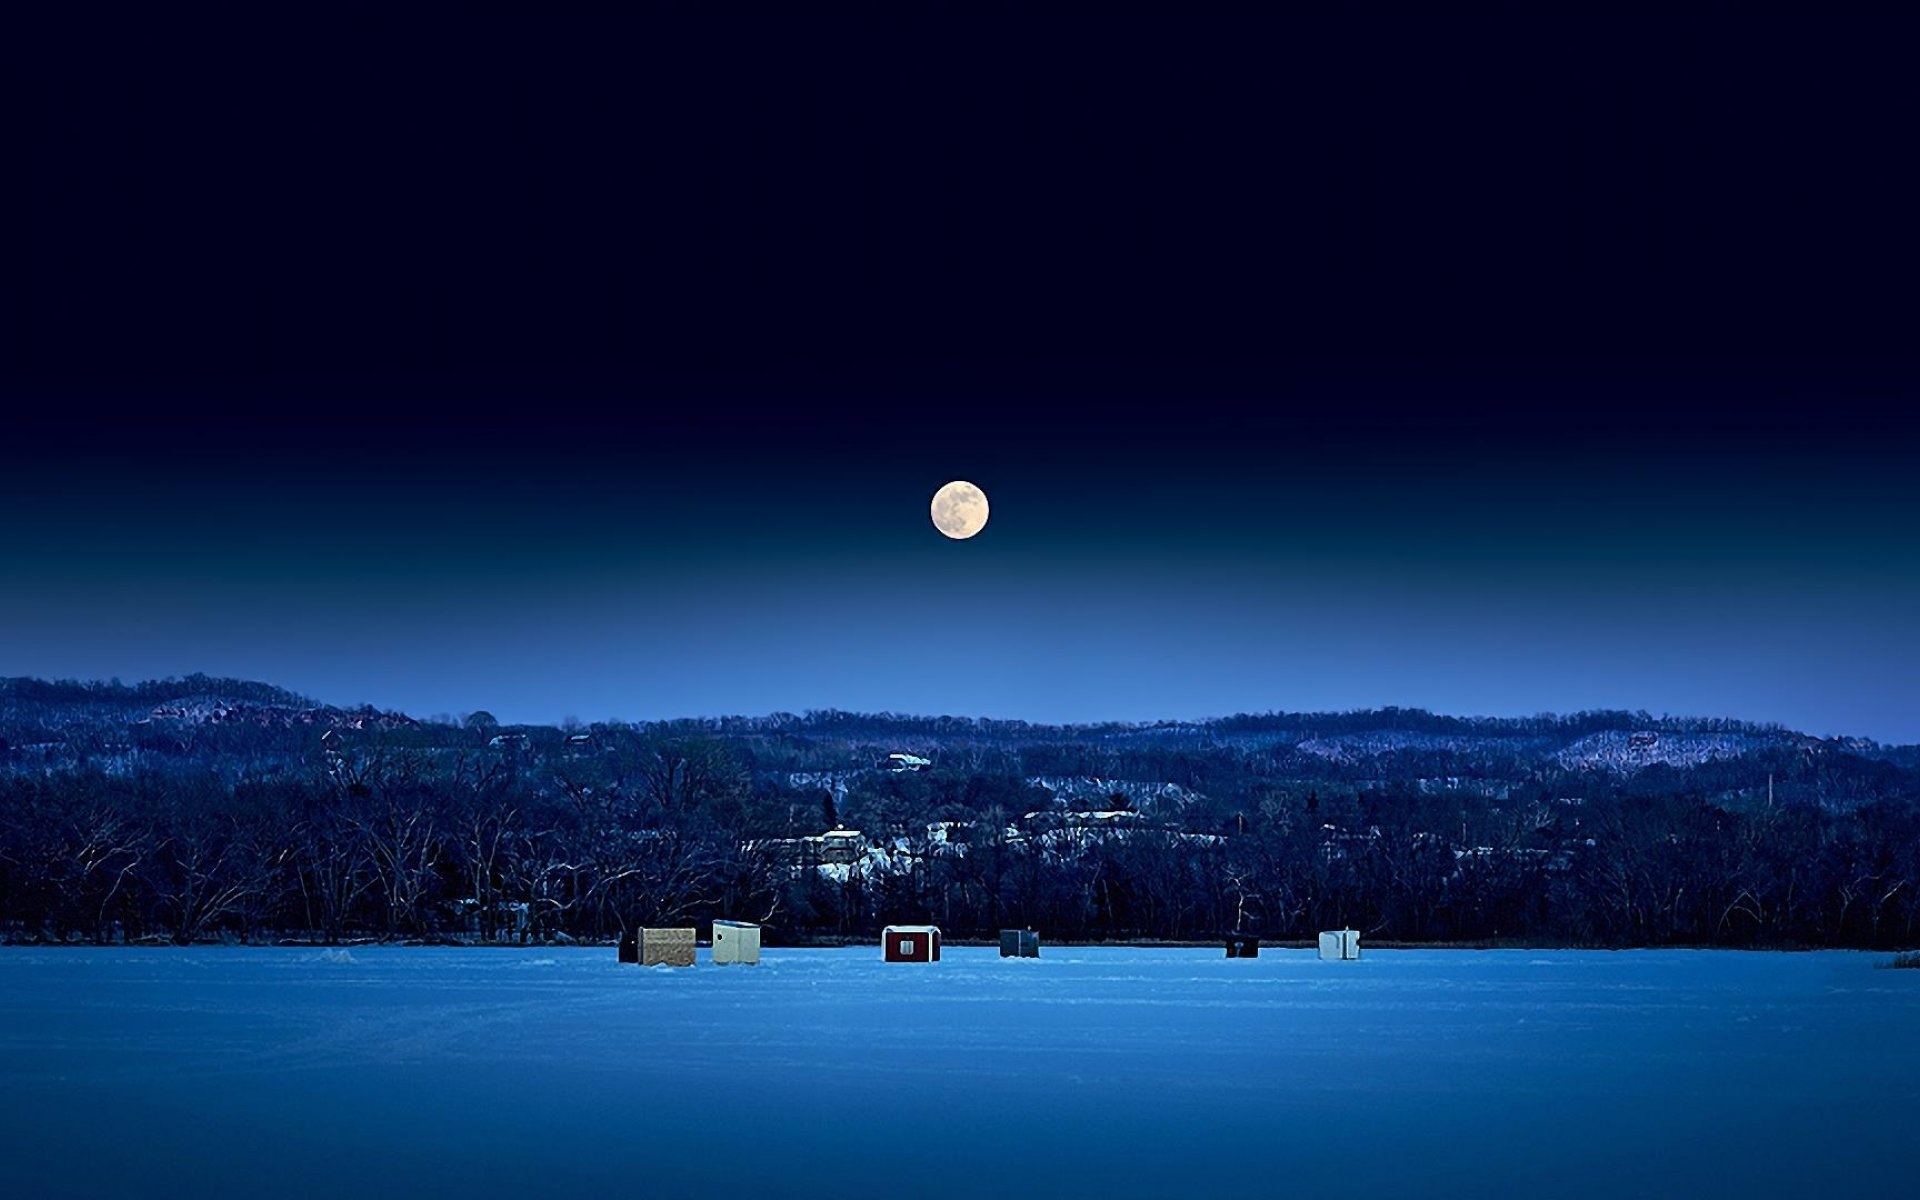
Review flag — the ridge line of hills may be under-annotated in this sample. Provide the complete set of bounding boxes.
[3,673,1910,758]
[3,674,1916,949]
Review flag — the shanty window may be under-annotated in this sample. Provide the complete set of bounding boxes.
[900,939,915,955]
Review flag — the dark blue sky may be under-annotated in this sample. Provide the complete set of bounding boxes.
[4,5,1918,740]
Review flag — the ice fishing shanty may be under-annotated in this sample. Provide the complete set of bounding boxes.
[642,927,697,967]
[1318,929,1361,960]
[1000,929,1039,958]
[712,920,761,965]
[883,924,941,962]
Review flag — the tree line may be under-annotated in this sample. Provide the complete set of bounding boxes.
[3,724,1917,949]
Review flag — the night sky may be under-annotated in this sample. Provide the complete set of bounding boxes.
[4,4,1918,740]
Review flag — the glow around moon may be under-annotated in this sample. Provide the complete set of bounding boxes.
[930,480,989,539]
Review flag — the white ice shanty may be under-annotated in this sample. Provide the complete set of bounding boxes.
[1318,929,1361,960]
[712,920,761,965]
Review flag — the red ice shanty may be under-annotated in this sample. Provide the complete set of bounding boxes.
[882,924,941,962]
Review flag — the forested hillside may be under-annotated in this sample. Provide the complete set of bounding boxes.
[3,676,1916,948]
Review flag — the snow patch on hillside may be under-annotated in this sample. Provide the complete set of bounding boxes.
[1026,776,1199,813]
[1556,731,1768,772]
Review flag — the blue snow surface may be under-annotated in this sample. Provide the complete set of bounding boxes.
[2,946,1916,1199]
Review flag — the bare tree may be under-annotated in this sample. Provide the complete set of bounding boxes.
[143,806,293,945]
[333,748,447,939]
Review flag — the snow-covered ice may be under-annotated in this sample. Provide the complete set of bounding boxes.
[1,946,1915,1198]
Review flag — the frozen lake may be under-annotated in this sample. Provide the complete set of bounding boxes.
[2,946,1914,1198]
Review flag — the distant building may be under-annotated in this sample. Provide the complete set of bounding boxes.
[1065,810,1144,829]
[819,828,866,864]
[455,898,530,942]
[750,827,869,870]
[880,752,931,772]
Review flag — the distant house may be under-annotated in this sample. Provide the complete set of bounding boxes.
[1064,809,1144,829]
[455,898,530,943]
[883,924,940,962]
[750,827,869,870]
[819,828,866,864]
[880,752,930,772]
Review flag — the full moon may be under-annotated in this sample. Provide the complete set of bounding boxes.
[930,480,989,539]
